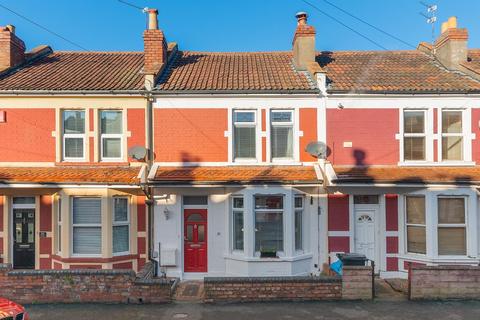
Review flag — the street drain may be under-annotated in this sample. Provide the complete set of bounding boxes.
[173,313,189,319]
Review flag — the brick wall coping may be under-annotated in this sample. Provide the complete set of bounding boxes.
[205,275,341,284]
[7,268,136,277]
[411,265,480,271]
[342,266,372,271]
[134,277,176,286]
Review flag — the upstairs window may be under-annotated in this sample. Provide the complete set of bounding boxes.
[63,110,85,161]
[271,110,294,160]
[101,110,123,161]
[233,110,256,160]
[441,110,463,161]
[403,110,426,161]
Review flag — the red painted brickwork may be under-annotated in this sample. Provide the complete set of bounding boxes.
[0,109,55,162]
[137,196,146,232]
[328,194,349,231]
[410,266,480,300]
[127,108,146,161]
[472,109,480,162]
[40,195,52,232]
[39,238,51,255]
[386,257,398,271]
[0,262,172,304]
[386,237,398,254]
[0,195,3,231]
[53,262,62,270]
[138,237,146,255]
[113,261,133,269]
[39,258,51,269]
[154,108,228,162]
[327,109,399,165]
[328,236,350,254]
[385,194,398,231]
[299,108,318,162]
[70,265,102,270]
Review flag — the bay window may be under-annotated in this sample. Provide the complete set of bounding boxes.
[63,110,85,161]
[294,196,303,251]
[101,110,123,160]
[403,110,426,161]
[233,110,256,160]
[232,197,244,251]
[57,198,62,254]
[271,110,294,160]
[113,197,130,254]
[72,197,101,255]
[441,110,463,161]
[254,196,284,253]
[405,195,426,254]
[438,197,466,255]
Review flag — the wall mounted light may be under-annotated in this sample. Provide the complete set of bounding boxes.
[163,208,170,220]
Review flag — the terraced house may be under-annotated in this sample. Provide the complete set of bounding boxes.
[1,9,480,281]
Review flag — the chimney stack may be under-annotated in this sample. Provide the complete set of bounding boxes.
[143,9,167,83]
[292,12,316,71]
[433,16,468,70]
[0,25,26,70]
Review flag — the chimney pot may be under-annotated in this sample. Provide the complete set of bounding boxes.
[447,16,457,29]
[441,22,448,34]
[296,12,308,25]
[5,24,15,34]
[433,17,468,71]
[147,9,158,30]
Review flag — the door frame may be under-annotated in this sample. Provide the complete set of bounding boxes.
[9,196,38,269]
[352,201,382,273]
[182,207,208,273]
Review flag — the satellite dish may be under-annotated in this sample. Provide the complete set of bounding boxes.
[128,146,147,161]
[305,141,327,159]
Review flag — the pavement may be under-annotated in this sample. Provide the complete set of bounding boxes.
[26,300,480,320]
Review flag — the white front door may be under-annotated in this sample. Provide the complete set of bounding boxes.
[354,208,376,261]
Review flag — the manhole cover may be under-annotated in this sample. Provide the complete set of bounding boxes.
[173,313,188,319]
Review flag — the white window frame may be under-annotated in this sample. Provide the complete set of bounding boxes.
[438,108,471,163]
[270,109,295,162]
[294,195,304,253]
[100,110,124,162]
[437,196,467,257]
[112,197,130,256]
[231,196,244,253]
[62,110,86,162]
[404,195,426,256]
[254,195,285,256]
[71,197,102,257]
[232,110,258,162]
[57,197,62,254]
[401,109,428,163]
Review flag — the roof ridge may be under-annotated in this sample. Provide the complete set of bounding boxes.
[178,50,293,55]
[54,50,143,54]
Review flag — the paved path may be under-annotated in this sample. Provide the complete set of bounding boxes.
[27,300,480,320]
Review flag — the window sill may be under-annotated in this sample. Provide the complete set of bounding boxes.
[225,253,313,262]
[398,161,476,167]
[398,254,479,264]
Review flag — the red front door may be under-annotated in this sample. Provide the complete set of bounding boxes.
[184,209,207,272]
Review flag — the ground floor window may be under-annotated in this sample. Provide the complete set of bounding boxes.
[437,197,466,256]
[254,195,284,253]
[232,197,244,251]
[405,195,426,254]
[113,197,130,254]
[294,196,303,251]
[72,197,102,255]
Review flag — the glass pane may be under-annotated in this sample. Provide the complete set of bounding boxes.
[271,126,293,158]
[294,197,303,208]
[404,137,425,161]
[73,227,101,254]
[255,211,283,252]
[101,110,122,134]
[186,225,193,241]
[73,198,101,224]
[234,111,255,123]
[233,211,244,251]
[234,126,256,159]
[113,225,129,253]
[233,197,244,209]
[102,138,121,158]
[438,198,465,224]
[16,223,22,243]
[406,196,425,224]
[407,226,426,254]
[295,210,303,251]
[63,110,85,134]
[58,225,61,252]
[404,111,424,134]
[13,197,35,205]
[183,196,208,205]
[271,111,292,122]
[114,198,128,222]
[65,137,84,158]
[58,198,62,222]
[187,213,206,222]
[354,195,379,204]
[442,111,462,133]
[255,196,283,209]
[28,222,34,243]
[198,225,205,242]
[438,227,466,255]
[442,136,463,161]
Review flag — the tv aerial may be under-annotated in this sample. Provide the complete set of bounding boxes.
[420,2,438,43]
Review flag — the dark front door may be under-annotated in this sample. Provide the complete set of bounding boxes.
[13,208,35,269]
[184,209,207,272]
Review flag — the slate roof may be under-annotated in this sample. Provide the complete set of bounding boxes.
[152,165,320,184]
[0,51,145,91]
[333,165,480,185]
[0,166,142,185]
